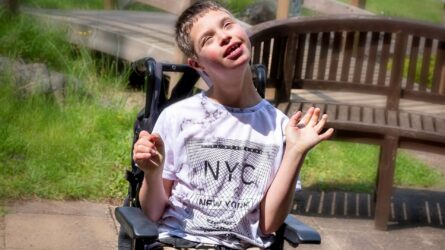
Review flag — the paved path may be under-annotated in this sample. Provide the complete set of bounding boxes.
[1,194,444,250]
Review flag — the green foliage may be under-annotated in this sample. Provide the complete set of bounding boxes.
[220,0,253,16]
[0,12,134,201]
[0,11,73,70]
[21,0,103,9]
[339,0,442,24]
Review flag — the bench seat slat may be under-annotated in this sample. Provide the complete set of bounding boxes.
[338,105,349,121]
[286,102,300,115]
[350,106,361,122]
[399,112,410,129]
[375,109,386,125]
[435,118,445,133]
[410,114,422,130]
[363,107,373,124]
[387,110,398,127]
[326,104,337,121]
[422,116,435,132]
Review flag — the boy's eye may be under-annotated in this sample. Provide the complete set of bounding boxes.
[202,36,213,46]
[224,21,233,29]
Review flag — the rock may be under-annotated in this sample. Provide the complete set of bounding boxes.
[0,56,82,102]
[242,0,276,25]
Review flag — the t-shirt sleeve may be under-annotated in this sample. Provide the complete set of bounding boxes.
[152,109,178,181]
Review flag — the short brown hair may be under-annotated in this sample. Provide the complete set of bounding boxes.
[175,1,228,59]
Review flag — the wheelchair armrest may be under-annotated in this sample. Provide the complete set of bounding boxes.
[284,214,321,245]
[115,207,159,240]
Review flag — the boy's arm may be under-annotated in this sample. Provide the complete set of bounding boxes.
[133,130,171,221]
[260,108,334,235]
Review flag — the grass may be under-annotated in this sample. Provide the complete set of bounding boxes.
[22,0,104,9]
[0,3,443,202]
[0,11,135,201]
[301,141,443,192]
[339,0,443,24]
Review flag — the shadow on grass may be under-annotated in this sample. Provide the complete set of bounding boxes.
[292,186,445,229]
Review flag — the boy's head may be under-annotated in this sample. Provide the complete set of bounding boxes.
[175,1,229,59]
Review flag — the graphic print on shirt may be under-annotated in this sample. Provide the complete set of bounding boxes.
[183,138,279,238]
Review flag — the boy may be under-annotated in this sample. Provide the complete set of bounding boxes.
[133,1,333,249]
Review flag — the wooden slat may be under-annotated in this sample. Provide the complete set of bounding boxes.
[362,107,373,124]
[293,33,306,85]
[375,109,386,125]
[282,34,297,101]
[269,36,284,83]
[431,41,445,94]
[406,36,420,90]
[350,106,361,122]
[377,33,392,86]
[365,32,380,84]
[326,104,338,121]
[341,32,355,82]
[252,42,261,64]
[422,116,435,132]
[277,102,290,113]
[328,32,342,81]
[387,110,398,126]
[317,32,330,79]
[302,103,314,113]
[305,33,318,79]
[287,102,302,116]
[338,105,349,121]
[262,39,271,71]
[419,38,433,91]
[410,113,422,130]
[352,32,367,83]
[435,117,445,133]
[387,32,408,110]
[399,112,410,129]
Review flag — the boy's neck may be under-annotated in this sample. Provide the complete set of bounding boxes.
[206,65,262,108]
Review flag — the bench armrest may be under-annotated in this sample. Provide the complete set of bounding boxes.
[115,207,158,240]
[284,215,321,245]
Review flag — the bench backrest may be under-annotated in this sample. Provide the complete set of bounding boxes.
[248,16,445,110]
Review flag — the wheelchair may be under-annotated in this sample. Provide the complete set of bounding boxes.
[115,57,321,250]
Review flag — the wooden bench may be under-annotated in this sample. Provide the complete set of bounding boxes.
[248,16,445,230]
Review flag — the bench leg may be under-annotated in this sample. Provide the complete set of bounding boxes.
[374,135,399,230]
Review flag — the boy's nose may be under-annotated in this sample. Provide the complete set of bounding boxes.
[219,32,231,46]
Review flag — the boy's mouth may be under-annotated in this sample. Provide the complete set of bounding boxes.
[223,42,242,59]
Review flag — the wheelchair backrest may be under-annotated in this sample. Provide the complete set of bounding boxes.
[126,58,266,207]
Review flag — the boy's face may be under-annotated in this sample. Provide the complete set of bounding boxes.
[188,9,251,74]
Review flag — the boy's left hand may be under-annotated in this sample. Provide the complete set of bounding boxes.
[285,107,334,153]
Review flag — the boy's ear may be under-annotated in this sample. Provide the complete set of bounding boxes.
[187,58,203,71]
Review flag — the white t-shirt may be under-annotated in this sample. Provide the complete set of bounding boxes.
[152,92,300,249]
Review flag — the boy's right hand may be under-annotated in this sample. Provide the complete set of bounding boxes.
[133,130,165,174]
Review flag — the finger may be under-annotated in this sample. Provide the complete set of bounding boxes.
[319,128,334,141]
[314,114,328,133]
[301,107,314,125]
[133,152,153,162]
[288,111,302,128]
[139,130,150,139]
[150,133,164,146]
[308,108,321,127]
